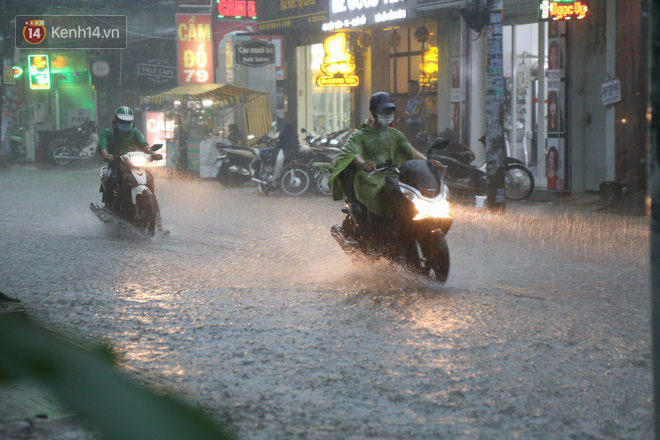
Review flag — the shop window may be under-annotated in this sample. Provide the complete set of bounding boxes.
[297,44,351,137]
[388,22,439,137]
[503,21,568,191]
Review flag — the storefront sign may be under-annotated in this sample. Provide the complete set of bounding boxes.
[176,14,214,84]
[257,1,328,32]
[235,40,275,67]
[137,59,177,83]
[324,0,412,31]
[602,79,621,106]
[217,1,257,19]
[316,33,359,87]
[419,45,438,89]
[539,0,589,21]
[145,112,172,167]
[68,109,92,127]
[28,55,50,90]
[91,59,109,78]
[3,68,15,85]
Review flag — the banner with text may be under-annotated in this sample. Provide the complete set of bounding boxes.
[177,14,214,84]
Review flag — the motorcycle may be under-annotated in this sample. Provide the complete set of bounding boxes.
[424,134,534,201]
[251,123,312,196]
[38,121,99,166]
[330,139,453,282]
[300,128,342,196]
[215,123,279,187]
[89,144,163,237]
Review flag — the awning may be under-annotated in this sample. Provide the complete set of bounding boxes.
[142,84,273,147]
[143,83,267,106]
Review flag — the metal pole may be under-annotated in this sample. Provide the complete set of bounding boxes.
[485,0,506,211]
[511,23,517,159]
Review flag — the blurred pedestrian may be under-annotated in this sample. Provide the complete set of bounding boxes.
[403,80,425,143]
[227,124,245,147]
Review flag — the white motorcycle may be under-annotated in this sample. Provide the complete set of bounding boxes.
[90,144,163,237]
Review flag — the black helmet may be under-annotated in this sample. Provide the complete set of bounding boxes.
[369,92,396,111]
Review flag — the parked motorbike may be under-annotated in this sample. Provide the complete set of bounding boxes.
[89,144,163,237]
[251,123,311,196]
[331,139,453,282]
[421,133,534,201]
[300,128,342,196]
[38,121,98,166]
[215,123,279,187]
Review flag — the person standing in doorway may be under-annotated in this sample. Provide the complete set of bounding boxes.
[403,80,425,143]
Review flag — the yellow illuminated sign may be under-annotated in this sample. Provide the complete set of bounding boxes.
[539,1,589,21]
[28,55,50,90]
[316,33,359,88]
[419,45,438,87]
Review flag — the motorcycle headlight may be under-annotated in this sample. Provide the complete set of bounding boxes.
[129,155,148,167]
[412,198,451,220]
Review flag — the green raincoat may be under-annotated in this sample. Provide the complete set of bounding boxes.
[329,123,413,216]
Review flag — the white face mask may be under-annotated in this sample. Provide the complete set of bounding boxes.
[377,113,394,127]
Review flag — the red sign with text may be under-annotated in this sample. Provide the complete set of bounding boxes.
[217,1,256,19]
[176,14,214,84]
[145,112,172,166]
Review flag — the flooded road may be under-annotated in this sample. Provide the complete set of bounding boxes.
[0,166,651,439]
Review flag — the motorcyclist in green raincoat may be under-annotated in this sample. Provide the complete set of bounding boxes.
[329,92,440,222]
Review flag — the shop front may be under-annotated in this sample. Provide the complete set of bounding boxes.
[258,1,471,147]
[14,50,95,162]
[141,83,272,175]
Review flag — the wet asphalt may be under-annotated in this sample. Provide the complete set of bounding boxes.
[0,166,652,439]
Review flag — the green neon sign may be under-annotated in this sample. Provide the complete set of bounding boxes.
[28,55,51,90]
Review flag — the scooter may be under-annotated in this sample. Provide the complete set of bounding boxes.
[39,121,99,166]
[427,135,535,201]
[330,139,453,282]
[215,122,279,187]
[90,144,163,237]
[250,123,311,196]
[214,137,256,187]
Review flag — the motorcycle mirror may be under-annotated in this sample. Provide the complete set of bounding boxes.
[426,137,449,166]
[247,134,255,140]
[150,144,163,152]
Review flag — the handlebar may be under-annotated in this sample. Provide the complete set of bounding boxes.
[367,161,399,178]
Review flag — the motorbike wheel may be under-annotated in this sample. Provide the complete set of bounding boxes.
[281,167,310,196]
[423,233,450,283]
[135,193,156,237]
[52,145,74,166]
[504,164,534,201]
[314,169,333,196]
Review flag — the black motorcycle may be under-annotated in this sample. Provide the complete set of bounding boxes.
[38,121,98,166]
[331,139,453,282]
[251,123,312,196]
[423,134,534,201]
[215,124,279,187]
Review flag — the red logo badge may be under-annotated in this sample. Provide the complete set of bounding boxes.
[23,20,46,45]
